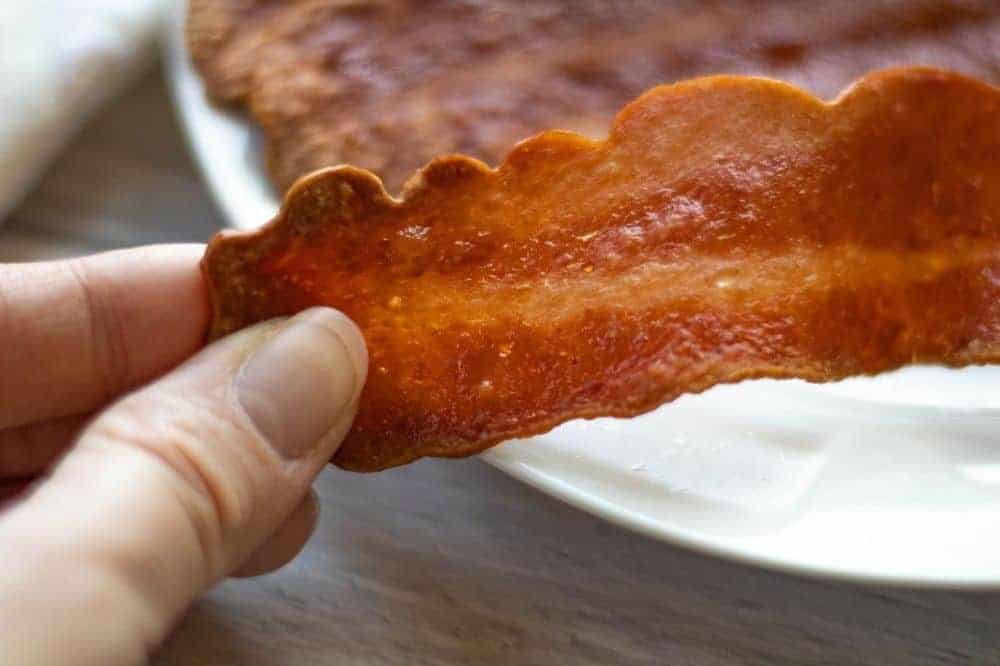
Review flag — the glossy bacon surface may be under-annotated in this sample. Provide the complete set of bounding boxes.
[204,69,1000,471]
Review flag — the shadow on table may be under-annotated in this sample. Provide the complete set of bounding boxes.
[157,458,1000,665]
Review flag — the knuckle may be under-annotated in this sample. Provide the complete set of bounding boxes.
[84,392,266,579]
[66,258,132,401]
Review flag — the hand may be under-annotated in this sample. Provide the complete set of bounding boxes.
[0,245,367,665]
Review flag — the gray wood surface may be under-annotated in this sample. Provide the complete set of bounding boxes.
[5,70,1000,666]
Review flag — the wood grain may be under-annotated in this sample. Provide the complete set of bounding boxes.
[4,70,1000,666]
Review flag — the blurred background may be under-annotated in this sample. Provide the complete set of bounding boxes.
[0,0,212,262]
[0,69,217,262]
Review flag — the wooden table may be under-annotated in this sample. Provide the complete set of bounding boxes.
[5,70,1000,666]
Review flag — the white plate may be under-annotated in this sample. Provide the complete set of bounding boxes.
[164,2,1000,587]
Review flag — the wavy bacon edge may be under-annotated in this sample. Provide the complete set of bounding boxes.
[203,67,1000,471]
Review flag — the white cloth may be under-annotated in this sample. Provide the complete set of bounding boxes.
[0,0,165,221]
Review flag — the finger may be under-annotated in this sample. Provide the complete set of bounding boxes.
[0,415,88,479]
[0,244,209,429]
[232,490,319,578]
[0,307,367,665]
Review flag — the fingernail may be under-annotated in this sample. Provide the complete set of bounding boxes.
[236,308,368,460]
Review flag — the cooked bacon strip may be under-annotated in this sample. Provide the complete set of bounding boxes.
[203,68,1000,472]
[188,0,999,194]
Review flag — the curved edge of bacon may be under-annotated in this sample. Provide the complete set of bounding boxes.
[203,67,1000,472]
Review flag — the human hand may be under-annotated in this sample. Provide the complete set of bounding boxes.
[0,245,367,665]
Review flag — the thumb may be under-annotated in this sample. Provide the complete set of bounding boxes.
[0,307,367,665]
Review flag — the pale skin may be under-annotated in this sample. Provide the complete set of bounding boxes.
[0,244,369,665]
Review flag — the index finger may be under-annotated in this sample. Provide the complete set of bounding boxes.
[0,244,209,429]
